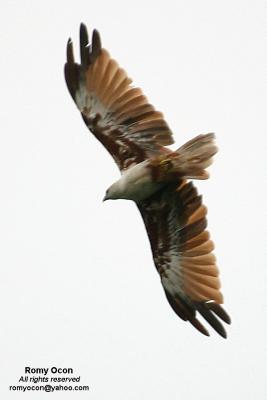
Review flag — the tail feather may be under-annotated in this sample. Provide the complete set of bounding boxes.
[150,133,217,181]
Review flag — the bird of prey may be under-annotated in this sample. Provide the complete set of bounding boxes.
[64,23,231,338]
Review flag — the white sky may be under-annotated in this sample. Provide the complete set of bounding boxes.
[0,0,266,399]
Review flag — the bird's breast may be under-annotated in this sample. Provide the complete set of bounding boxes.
[118,161,162,202]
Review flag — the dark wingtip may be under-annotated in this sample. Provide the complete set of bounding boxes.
[206,302,231,325]
[189,317,210,337]
[195,302,228,339]
[91,29,102,62]
[66,38,74,63]
[221,331,227,339]
[216,327,227,339]
[214,323,227,339]
[80,22,89,41]
[80,22,90,67]
[92,29,101,50]
[80,22,87,29]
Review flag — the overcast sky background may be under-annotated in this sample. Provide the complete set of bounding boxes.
[0,0,266,399]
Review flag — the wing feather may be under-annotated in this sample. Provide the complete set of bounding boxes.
[65,23,174,171]
[138,181,230,338]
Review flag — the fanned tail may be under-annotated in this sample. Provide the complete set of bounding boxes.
[150,133,218,181]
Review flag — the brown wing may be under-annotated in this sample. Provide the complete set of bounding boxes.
[64,23,174,171]
[138,180,231,338]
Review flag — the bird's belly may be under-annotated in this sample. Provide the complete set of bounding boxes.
[125,180,162,202]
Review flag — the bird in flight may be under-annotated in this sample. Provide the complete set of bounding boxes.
[64,23,231,338]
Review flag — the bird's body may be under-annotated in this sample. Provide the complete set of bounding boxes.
[64,24,231,338]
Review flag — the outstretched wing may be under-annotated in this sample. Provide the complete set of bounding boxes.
[138,180,231,338]
[64,24,174,171]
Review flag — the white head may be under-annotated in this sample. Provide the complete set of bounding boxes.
[103,181,124,201]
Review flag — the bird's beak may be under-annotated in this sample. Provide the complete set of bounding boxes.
[103,194,107,202]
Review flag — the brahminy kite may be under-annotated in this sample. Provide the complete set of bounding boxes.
[64,23,231,338]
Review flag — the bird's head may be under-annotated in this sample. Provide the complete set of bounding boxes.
[103,182,122,201]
